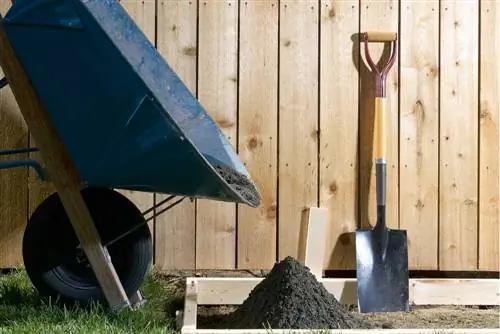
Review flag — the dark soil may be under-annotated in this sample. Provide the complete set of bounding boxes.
[159,269,500,330]
[213,256,377,330]
[214,164,260,206]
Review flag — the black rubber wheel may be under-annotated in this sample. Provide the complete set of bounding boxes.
[22,187,153,307]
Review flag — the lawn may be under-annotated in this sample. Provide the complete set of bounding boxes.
[0,269,180,334]
[2,268,499,333]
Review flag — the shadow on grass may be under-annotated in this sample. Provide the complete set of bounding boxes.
[0,268,179,333]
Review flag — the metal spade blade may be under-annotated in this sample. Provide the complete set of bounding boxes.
[355,217,410,313]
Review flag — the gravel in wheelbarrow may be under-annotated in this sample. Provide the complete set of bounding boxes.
[213,164,260,207]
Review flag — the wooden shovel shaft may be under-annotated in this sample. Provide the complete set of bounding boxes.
[374,97,387,160]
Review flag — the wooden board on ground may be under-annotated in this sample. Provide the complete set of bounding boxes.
[185,276,500,307]
[319,0,359,270]
[399,0,439,269]
[236,0,278,270]
[278,0,319,261]
[196,0,238,269]
[478,0,500,271]
[154,0,198,271]
[439,0,479,270]
[180,276,499,334]
[0,0,28,268]
[358,0,400,231]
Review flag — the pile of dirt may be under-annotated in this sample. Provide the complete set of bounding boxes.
[214,164,260,206]
[215,256,377,330]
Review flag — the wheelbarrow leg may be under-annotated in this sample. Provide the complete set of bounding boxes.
[130,290,147,309]
[0,18,131,312]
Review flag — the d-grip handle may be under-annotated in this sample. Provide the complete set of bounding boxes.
[362,31,398,43]
[361,31,398,98]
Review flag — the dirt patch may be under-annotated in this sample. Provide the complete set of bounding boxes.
[213,164,260,206]
[197,305,500,329]
[212,256,376,330]
[159,267,500,330]
[358,305,500,329]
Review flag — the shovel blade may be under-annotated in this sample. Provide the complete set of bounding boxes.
[355,228,410,313]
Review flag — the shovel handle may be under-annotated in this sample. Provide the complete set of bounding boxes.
[360,32,398,227]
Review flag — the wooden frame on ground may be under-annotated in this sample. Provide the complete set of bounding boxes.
[179,207,500,334]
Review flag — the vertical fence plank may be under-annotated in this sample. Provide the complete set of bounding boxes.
[399,1,439,269]
[237,0,278,269]
[196,0,238,269]
[0,0,28,267]
[439,0,479,270]
[278,0,319,260]
[319,0,359,270]
[479,0,499,271]
[154,0,198,270]
[359,0,399,230]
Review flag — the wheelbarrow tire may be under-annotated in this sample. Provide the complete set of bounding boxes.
[22,187,153,308]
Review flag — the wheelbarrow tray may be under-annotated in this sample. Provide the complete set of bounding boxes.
[2,0,260,207]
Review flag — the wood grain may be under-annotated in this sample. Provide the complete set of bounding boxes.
[399,0,439,269]
[478,0,499,271]
[0,0,28,268]
[237,0,278,269]
[0,0,497,273]
[359,0,399,230]
[196,0,238,269]
[278,0,319,260]
[155,0,198,270]
[319,0,359,270]
[439,0,479,270]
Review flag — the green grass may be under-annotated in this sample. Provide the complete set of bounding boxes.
[0,269,179,334]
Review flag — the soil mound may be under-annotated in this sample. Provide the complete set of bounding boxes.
[217,256,375,330]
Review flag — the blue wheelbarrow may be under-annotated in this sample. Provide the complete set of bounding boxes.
[0,0,260,306]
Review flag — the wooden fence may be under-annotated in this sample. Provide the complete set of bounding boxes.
[0,0,498,272]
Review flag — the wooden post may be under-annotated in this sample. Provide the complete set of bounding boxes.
[0,17,131,311]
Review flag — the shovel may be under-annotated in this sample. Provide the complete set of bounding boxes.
[355,31,409,313]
